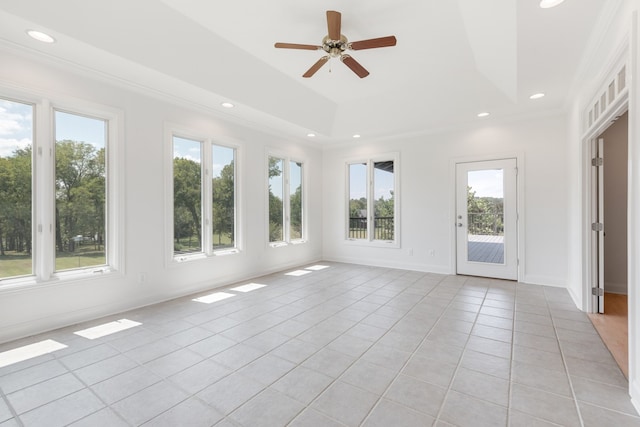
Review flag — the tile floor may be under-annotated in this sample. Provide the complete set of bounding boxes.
[0,262,639,426]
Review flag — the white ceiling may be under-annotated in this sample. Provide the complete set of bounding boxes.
[0,0,612,143]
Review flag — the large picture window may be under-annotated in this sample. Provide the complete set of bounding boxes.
[347,156,398,244]
[268,155,304,245]
[0,99,33,279]
[0,94,121,284]
[171,132,238,261]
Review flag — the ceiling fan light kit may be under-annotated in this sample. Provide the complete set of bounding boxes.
[275,10,397,78]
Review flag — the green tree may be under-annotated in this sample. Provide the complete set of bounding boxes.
[290,184,302,239]
[374,190,394,240]
[0,147,32,257]
[467,186,504,235]
[55,140,104,253]
[212,161,235,247]
[268,157,283,242]
[173,157,202,252]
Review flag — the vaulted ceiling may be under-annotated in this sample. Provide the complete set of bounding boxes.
[0,0,612,143]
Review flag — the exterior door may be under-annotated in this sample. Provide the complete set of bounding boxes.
[456,159,518,280]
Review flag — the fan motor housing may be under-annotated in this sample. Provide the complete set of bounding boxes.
[322,35,348,57]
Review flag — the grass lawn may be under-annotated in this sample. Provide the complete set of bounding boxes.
[0,247,106,279]
[0,252,32,278]
[175,233,234,253]
[56,248,106,271]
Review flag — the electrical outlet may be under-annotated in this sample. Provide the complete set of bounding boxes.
[429,250,435,257]
[407,248,413,256]
[138,272,146,284]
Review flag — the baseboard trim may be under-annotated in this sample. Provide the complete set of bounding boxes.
[631,380,640,416]
[322,255,451,275]
[522,275,567,288]
[605,281,628,295]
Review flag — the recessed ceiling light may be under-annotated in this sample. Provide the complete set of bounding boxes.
[307,133,316,137]
[353,134,361,138]
[477,112,490,118]
[540,0,565,8]
[530,93,545,99]
[221,102,234,108]
[26,30,55,43]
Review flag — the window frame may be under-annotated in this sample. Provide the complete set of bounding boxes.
[166,124,241,265]
[345,153,400,248]
[266,151,306,248]
[0,88,124,288]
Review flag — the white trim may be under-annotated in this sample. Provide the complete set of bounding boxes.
[344,152,400,248]
[265,148,308,248]
[164,123,241,266]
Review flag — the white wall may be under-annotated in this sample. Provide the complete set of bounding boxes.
[322,115,569,287]
[0,48,323,343]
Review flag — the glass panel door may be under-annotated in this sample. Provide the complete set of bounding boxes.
[456,159,517,280]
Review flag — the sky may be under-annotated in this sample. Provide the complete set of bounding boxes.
[468,169,504,198]
[0,99,108,158]
[350,162,394,201]
[55,111,105,149]
[0,99,32,157]
[173,136,235,179]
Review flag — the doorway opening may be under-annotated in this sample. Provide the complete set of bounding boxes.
[587,111,629,378]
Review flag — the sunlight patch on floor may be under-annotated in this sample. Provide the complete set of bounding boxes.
[285,270,312,276]
[193,292,235,304]
[305,265,330,271]
[230,283,267,293]
[0,339,67,368]
[74,319,142,340]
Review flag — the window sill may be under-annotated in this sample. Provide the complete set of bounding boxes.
[344,239,400,249]
[173,253,206,263]
[268,240,307,248]
[0,267,121,294]
[269,242,288,248]
[214,248,240,256]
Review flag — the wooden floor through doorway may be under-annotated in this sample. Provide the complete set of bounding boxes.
[587,293,629,378]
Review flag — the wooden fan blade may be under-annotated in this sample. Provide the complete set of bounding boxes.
[341,55,369,78]
[275,42,321,50]
[303,56,330,78]
[327,10,341,40]
[349,36,397,50]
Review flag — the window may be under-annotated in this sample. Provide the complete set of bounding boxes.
[54,111,107,271]
[0,94,122,284]
[171,132,237,261]
[347,156,398,244]
[0,99,33,279]
[268,156,285,243]
[173,136,203,255]
[211,145,235,250]
[268,155,304,245]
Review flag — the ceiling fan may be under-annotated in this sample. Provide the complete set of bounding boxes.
[274,10,397,78]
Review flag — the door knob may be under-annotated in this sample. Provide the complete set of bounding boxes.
[457,223,463,227]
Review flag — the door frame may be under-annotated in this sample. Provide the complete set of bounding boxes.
[450,152,525,282]
[582,98,629,314]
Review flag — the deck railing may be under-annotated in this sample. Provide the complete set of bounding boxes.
[349,217,394,240]
[468,212,504,236]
